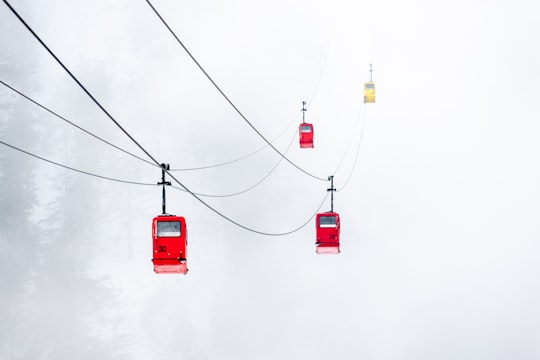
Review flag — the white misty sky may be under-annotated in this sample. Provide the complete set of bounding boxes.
[2,0,540,359]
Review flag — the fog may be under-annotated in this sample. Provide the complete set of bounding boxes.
[2,0,540,359]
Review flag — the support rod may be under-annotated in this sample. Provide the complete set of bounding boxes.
[327,175,336,212]
[157,163,171,214]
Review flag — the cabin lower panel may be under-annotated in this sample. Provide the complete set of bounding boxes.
[152,259,188,274]
[316,244,340,254]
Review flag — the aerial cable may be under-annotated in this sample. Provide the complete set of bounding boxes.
[305,20,334,107]
[170,110,299,171]
[164,158,329,235]
[166,161,330,236]
[331,105,364,176]
[1,138,319,236]
[0,140,155,186]
[335,64,375,190]
[3,0,162,171]
[337,106,368,191]
[3,1,324,236]
[145,0,327,182]
[171,129,296,198]
[335,63,375,190]
[0,79,158,168]
[0,77,296,174]
[305,47,328,107]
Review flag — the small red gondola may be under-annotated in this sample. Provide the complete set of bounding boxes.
[316,212,340,254]
[299,123,314,148]
[152,215,188,274]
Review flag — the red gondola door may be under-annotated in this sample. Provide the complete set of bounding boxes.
[315,212,340,254]
[152,215,188,274]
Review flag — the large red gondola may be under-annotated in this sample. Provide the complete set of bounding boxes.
[316,212,340,254]
[299,123,314,148]
[152,215,188,274]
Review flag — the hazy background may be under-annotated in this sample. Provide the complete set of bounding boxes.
[2,0,540,359]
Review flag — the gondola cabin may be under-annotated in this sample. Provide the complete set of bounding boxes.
[152,215,188,274]
[299,123,314,148]
[315,212,340,254]
[364,82,376,103]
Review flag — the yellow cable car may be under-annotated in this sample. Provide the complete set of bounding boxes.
[363,64,375,103]
[363,82,376,103]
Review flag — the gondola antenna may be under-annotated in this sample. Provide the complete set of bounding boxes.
[157,163,171,215]
[327,175,336,212]
[369,63,374,82]
[301,100,307,124]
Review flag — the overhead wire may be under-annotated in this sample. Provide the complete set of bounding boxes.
[0,140,155,186]
[1,77,298,199]
[335,14,379,190]
[331,105,364,177]
[303,5,375,193]
[305,18,334,107]
[1,136,325,235]
[1,137,325,235]
[3,0,325,237]
[336,105,368,191]
[332,62,375,191]
[172,129,297,198]
[0,79,159,168]
[170,110,299,171]
[144,0,328,182]
[0,77,298,174]
[2,0,161,169]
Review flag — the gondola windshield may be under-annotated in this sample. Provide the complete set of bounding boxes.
[319,215,337,228]
[157,221,181,237]
[300,124,312,133]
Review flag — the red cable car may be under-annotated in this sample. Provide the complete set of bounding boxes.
[299,123,314,148]
[152,215,188,274]
[316,212,340,254]
[299,101,314,148]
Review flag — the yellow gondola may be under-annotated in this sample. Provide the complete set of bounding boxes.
[364,82,375,103]
[363,64,376,103]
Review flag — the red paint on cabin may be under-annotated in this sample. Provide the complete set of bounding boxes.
[315,212,340,254]
[152,215,188,274]
[299,123,314,148]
